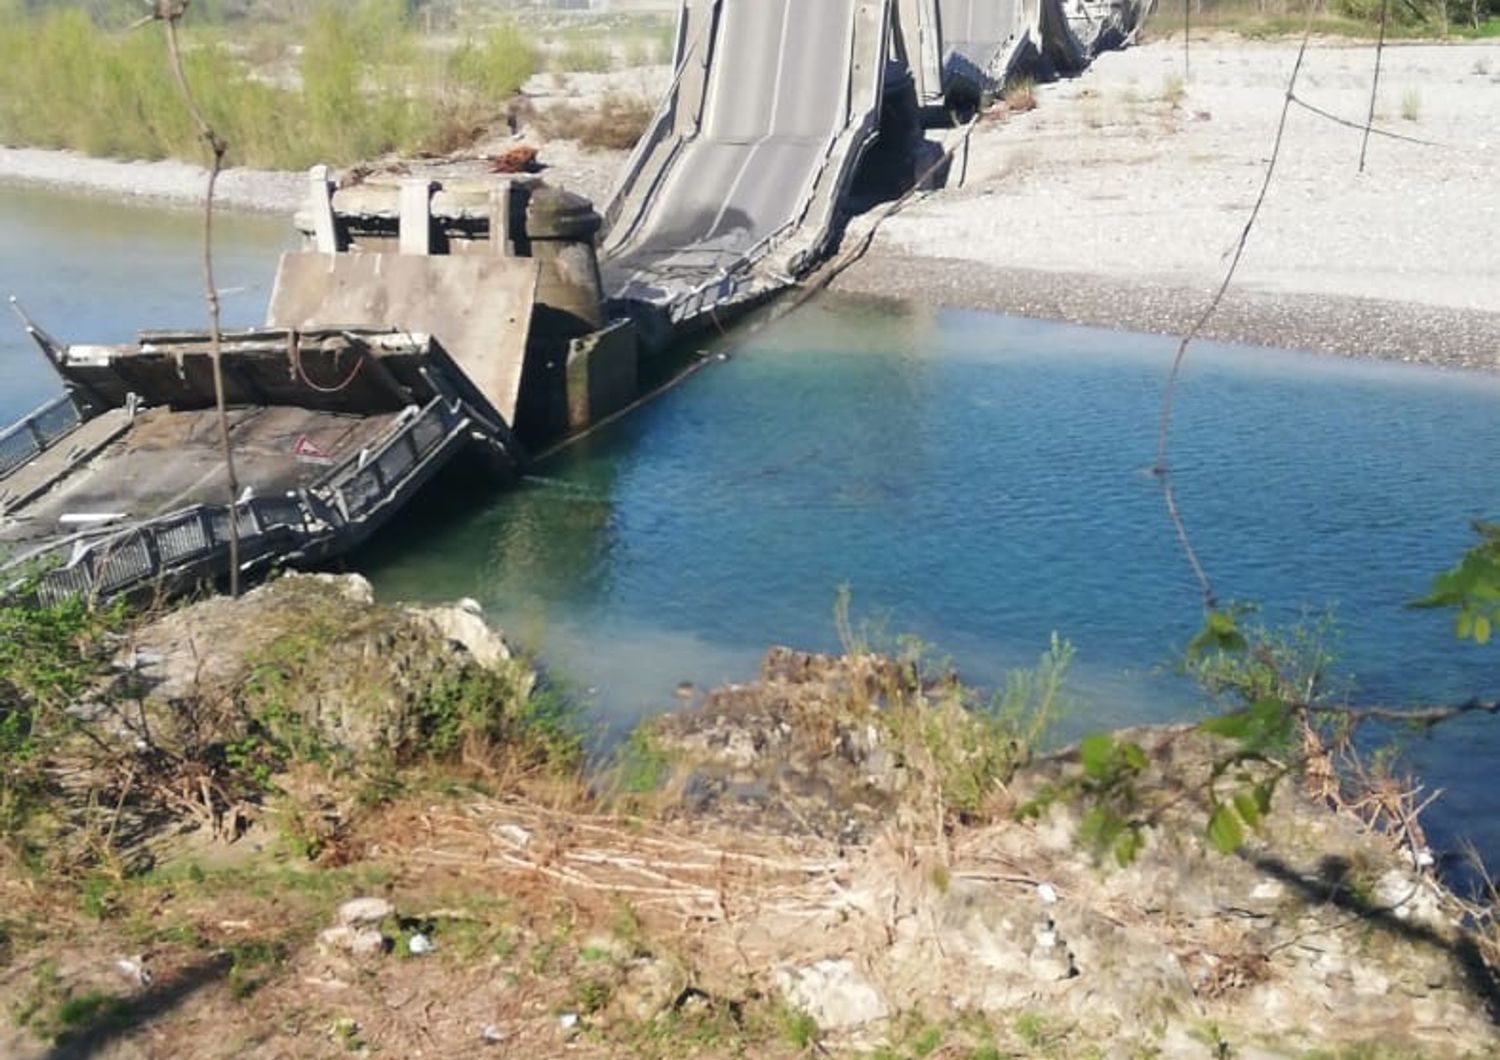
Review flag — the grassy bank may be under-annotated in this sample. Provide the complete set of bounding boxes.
[1143,0,1500,40]
[0,0,536,170]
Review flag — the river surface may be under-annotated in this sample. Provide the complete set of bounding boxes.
[4,183,1500,868]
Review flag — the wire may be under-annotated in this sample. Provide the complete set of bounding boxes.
[288,331,367,395]
[1292,93,1440,149]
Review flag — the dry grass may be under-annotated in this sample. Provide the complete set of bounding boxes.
[1000,75,1037,112]
[531,92,656,152]
[1400,85,1422,120]
[1161,71,1187,106]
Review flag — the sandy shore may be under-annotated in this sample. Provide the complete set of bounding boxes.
[837,38,1500,369]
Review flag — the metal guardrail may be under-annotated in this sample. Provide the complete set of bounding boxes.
[31,495,310,606]
[330,398,461,522]
[23,397,476,606]
[0,395,82,481]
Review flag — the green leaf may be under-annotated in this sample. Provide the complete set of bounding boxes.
[1187,610,1249,660]
[1079,734,1115,780]
[1120,740,1147,773]
[1079,805,1124,857]
[1207,804,1245,854]
[1015,785,1058,821]
[1200,713,1252,740]
[1113,826,1145,868]
[1457,611,1475,640]
[1475,613,1492,646]
[1232,790,1262,830]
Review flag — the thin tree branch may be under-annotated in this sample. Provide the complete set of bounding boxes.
[1306,697,1500,730]
[1359,0,1391,173]
[150,0,241,597]
[1152,29,1314,612]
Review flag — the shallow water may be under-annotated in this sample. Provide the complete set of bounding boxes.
[5,184,1500,868]
[357,295,1500,866]
[0,183,291,416]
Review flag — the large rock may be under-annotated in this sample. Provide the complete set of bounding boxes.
[118,573,531,761]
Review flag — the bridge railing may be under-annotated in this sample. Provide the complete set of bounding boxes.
[0,395,83,482]
[19,396,480,605]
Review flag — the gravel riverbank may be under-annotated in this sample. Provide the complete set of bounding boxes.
[837,38,1500,369]
[0,145,305,214]
[5,40,1496,368]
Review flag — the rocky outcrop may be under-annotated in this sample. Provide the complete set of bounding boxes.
[643,648,1500,1058]
[115,573,530,762]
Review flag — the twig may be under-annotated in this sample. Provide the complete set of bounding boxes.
[149,1,241,596]
[1152,29,1315,611]
[1183,0,1190,82]
[1360,0,1391,173]
[1306,696,1500,729]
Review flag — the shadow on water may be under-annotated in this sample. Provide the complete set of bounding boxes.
[41,955,230,1060]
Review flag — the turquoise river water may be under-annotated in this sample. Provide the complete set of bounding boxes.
[4,183,1499,870]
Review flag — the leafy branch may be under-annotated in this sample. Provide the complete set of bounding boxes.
[1045,581,1495,866]
[1410,522,1500,645]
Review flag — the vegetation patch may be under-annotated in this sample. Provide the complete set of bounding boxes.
[0,0,537,169]
[532,92,657,152]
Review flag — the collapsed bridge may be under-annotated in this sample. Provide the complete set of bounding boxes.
[1,0,1149,603]
[600,0,1147,334]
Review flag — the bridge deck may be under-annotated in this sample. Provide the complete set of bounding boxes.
[600,0,891,327]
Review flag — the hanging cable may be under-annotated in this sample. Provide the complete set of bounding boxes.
[288,332,367,395]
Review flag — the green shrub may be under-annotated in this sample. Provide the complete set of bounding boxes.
[0,591,126,840]
[553,36,614,74]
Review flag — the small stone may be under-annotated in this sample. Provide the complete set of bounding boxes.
[318,925,387,957]
[613,957,680,1022]
[115,956,152,987]
[407,932,434,956]
[496,824,532,848]
[1037,882,1059,905]
[1251,881,1285,902]
[1374,870,1445,929]
[337,897,394,926]
[480,1023,505,1044]
[558,1012,580,1035]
